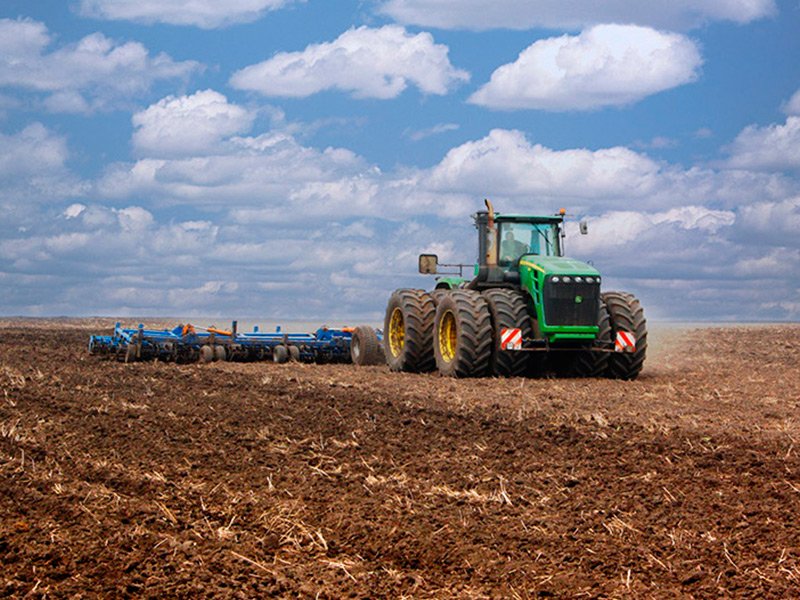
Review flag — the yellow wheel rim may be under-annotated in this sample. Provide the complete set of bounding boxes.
[438,310,457,363]
[388,307,405,357]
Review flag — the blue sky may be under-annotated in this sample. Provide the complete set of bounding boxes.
[1,0,799,322]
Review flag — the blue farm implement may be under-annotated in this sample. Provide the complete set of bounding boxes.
[88,321,381,364]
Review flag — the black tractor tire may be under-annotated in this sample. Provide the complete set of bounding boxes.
[431,288,450,306]
[199,345,214,364]
[351,325,384,366]
[273,344,289,364]
[384,289,436,373]
[553,300,612,377]
[602,291,647,380]
[433,290,493,377]
[481,288,533,377]
[288,345,301,362]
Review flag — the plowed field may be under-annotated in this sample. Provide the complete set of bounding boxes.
[1,322,800,598]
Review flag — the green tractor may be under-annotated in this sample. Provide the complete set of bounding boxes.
[382,200,646,378]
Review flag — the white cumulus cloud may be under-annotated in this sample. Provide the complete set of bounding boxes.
[380,0,776,31]
[132,90,256,157]
[230,25,468,99]
[736,196,800,247]
[469,25,702,111]
[424,128,663,200]
[726,116,800,172]
[97,130,369,207]
[0,18,200,112]
[64,203,87,219]
[78,0,299,29]
[784,89,800,116]
[116,206,155,232]
[0,123,68,179]
[570,206,735,251]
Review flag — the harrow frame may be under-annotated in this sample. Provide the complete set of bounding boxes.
[89,321,360,364]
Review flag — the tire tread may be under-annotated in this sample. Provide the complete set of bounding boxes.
[384,289,436,373]
[481,288,533,377]
[434,290,493,377]
[602,291,647,380]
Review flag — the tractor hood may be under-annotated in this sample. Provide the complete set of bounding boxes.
[519,255,600,277]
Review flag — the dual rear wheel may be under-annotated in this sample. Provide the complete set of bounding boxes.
[383,288,532,377]
[432,290,493,377]
[384,289,436,372]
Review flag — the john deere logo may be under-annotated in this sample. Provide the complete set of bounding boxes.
[575,295,583,304]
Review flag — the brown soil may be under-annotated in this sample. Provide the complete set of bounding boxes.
[1,322,799,598]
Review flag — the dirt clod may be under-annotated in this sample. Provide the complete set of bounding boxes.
[1,321,800,597]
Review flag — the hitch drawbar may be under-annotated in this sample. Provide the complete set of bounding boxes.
[88,321,381,364]
[499,328,636,353]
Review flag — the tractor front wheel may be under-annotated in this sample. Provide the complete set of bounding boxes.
[602,291,647,380]
[482,289,533,377]
[433,290,493,377]
[384,289,436,373]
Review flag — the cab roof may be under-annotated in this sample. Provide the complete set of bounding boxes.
[476,211,563,224]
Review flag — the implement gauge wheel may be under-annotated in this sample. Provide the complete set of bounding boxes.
[433,290,493,377]
[383,289,436,373]
[273,345,289,364]
[602,291,647,380]
[351,326,384,366]
[199,345,214,363]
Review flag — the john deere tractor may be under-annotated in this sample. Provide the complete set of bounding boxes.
[382,200,646,379]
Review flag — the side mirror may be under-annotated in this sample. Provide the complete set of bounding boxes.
[418,254,438,274]
[579,220,589,235]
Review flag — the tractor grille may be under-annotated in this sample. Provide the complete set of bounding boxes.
[543,279,599,326]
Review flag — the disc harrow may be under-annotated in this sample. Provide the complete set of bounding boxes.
[89,321,378,364]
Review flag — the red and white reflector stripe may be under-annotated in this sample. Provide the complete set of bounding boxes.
[500,327,523,350]
[615,331,636,353]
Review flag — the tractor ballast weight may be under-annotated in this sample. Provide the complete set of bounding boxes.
[384,200,647,379]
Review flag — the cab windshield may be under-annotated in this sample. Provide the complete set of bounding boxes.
[498,221,560,265]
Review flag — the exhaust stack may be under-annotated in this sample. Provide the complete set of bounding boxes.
[485,198,497,267]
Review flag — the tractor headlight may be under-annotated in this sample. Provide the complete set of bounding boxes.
[584,276,593,284]
[575,276,583,283]
[552,276,560,283]
[562,276,572,283]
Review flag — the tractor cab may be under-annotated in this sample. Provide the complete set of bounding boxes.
[468,205,569,289]
[497,219,561,265]
[477,211,564,269]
